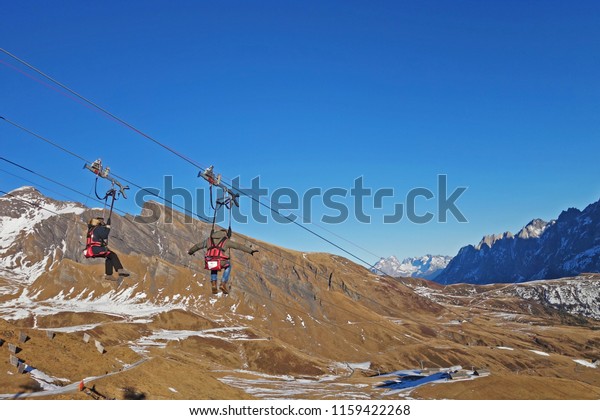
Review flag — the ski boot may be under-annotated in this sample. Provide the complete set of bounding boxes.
[220,282,229,295]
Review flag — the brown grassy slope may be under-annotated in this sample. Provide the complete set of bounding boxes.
[1,203,599,399]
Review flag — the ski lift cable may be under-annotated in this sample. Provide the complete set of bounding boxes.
[0,48,383,262]
[1,116,89,163]
[0,162,450,333]
[0,48,206,170]
[198,166,382,261]
[1,115,374,278]
[0,57,98,113]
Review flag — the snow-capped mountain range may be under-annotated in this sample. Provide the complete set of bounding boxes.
[0,186,88,285]
[435,197,600,285]
[371,255,452,280]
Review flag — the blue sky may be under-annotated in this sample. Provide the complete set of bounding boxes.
[1,0,599,265]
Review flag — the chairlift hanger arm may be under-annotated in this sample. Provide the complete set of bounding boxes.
[84,158,129,198]
[198,165,239,207]
[111,179,129,199]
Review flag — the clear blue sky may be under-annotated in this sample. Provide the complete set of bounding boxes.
[1,0,599,265]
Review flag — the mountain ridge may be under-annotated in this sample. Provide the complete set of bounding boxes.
[371,254,451,280]
[1,187,600,400]
[436,197,600,285]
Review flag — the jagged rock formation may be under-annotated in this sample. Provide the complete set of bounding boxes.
[436,198,600,285]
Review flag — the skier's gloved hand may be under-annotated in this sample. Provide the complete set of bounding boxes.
[106,218,112,226]
[188,249,195,255]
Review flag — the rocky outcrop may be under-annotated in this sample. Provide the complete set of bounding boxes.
[436,199,600,285]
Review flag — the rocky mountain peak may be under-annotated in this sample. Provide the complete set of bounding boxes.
[475,231,514,250]
[517,218,552,239]
[6,185,43,196]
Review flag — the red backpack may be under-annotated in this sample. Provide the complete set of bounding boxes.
[83,226,109,258]
[204,236,229,271]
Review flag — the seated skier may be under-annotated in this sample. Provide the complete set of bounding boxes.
[84,217,130,279]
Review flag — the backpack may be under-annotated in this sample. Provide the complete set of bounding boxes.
[204,236,229,271]
[83,226,109,258]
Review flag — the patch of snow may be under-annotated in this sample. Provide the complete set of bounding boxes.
[132,327,267,352]
[413,287,434,299]
[0,251,51,285]
[347,362,371,370]
[318,375,339,382]
[0,285,20,296]
[226,369,295,381]
[497,346,514,351]
[29,369,71,391]
[492,312,519,320]
[529,350,550,357]
[0,285,185,321]
[218,369,374,400]
[39,324,102,333]
[574,359,597,368]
